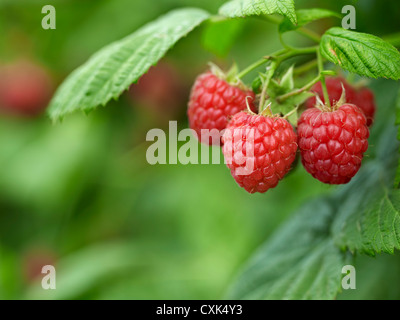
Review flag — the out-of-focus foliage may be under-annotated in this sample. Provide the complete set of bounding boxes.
[219,0,297,25]
[47,8,209,120]
[279,8,341,33]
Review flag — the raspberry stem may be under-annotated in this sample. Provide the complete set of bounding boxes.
[293,59,318,75]
[237,58,268,79]
[317,49,332,110]
[237,49,288,79]
[258,46,318,113]
[278,46,319,61]
[238,45,318,82]
[259,61,278,114]
[297,28,322,43]
[276,74,322,103]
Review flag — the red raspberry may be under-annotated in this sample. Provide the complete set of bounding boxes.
[298,104,369,184]
[129,62,186,121]
[222,112,298,193]
[188,72,255,145]
[353,87,376,127]
[0,60,53,117]
[306,77,375,127]
[305,77,357,109]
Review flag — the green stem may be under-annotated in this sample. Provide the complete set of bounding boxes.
[278,45,318,60]
[279,32,293,50]
[259,61,278,114]
[317,49,331,109]
[257,46,318,113]
[293,59,318,76]
[237,58,268,79]
[277,74,322,103]
[237,49,287,79]
[297,27,322,43]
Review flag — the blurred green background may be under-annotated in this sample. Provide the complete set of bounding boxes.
[0,0,399,299]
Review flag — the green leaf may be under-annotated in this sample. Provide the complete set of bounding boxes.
[219,0,297,25]
[266,67,313,122]
[394,89,400,188]
[320,27,400,80]
[268,91,312,125]
[227,198,346,300]
[202,18,244,57]
[279,8,341,33]
[280,65,294,90]
[334,187,400,256]
[358,190,400,254]
[251,75,263,94]
[337,253,400,300]
[47,8,210,120]
[267,67,294,98]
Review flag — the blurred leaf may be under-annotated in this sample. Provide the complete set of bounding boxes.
[394,89,400,188]
[320,27,400,80]
[202,18,244,57]
[383,32,400,48]
[63,0,164,61]
[280,65,294,90]
[251,74,263,94]
[219,0,297,25]
[47,8,210,120]
[24,242,145,299]
[0,246,22,299]
[279,8,341,33]
[227,198,346,299]
[0,116,107,211]
[338,253,400,300]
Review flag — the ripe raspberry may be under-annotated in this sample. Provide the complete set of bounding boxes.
[306,77,375,127]
[222,112,298,193]
[188,72,255,145]
[298,104,369,184]
[129,62,186,121]
[0,60,53,117]
[353,87,376,127]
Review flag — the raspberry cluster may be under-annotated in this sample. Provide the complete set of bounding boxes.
[188,71,372,194]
